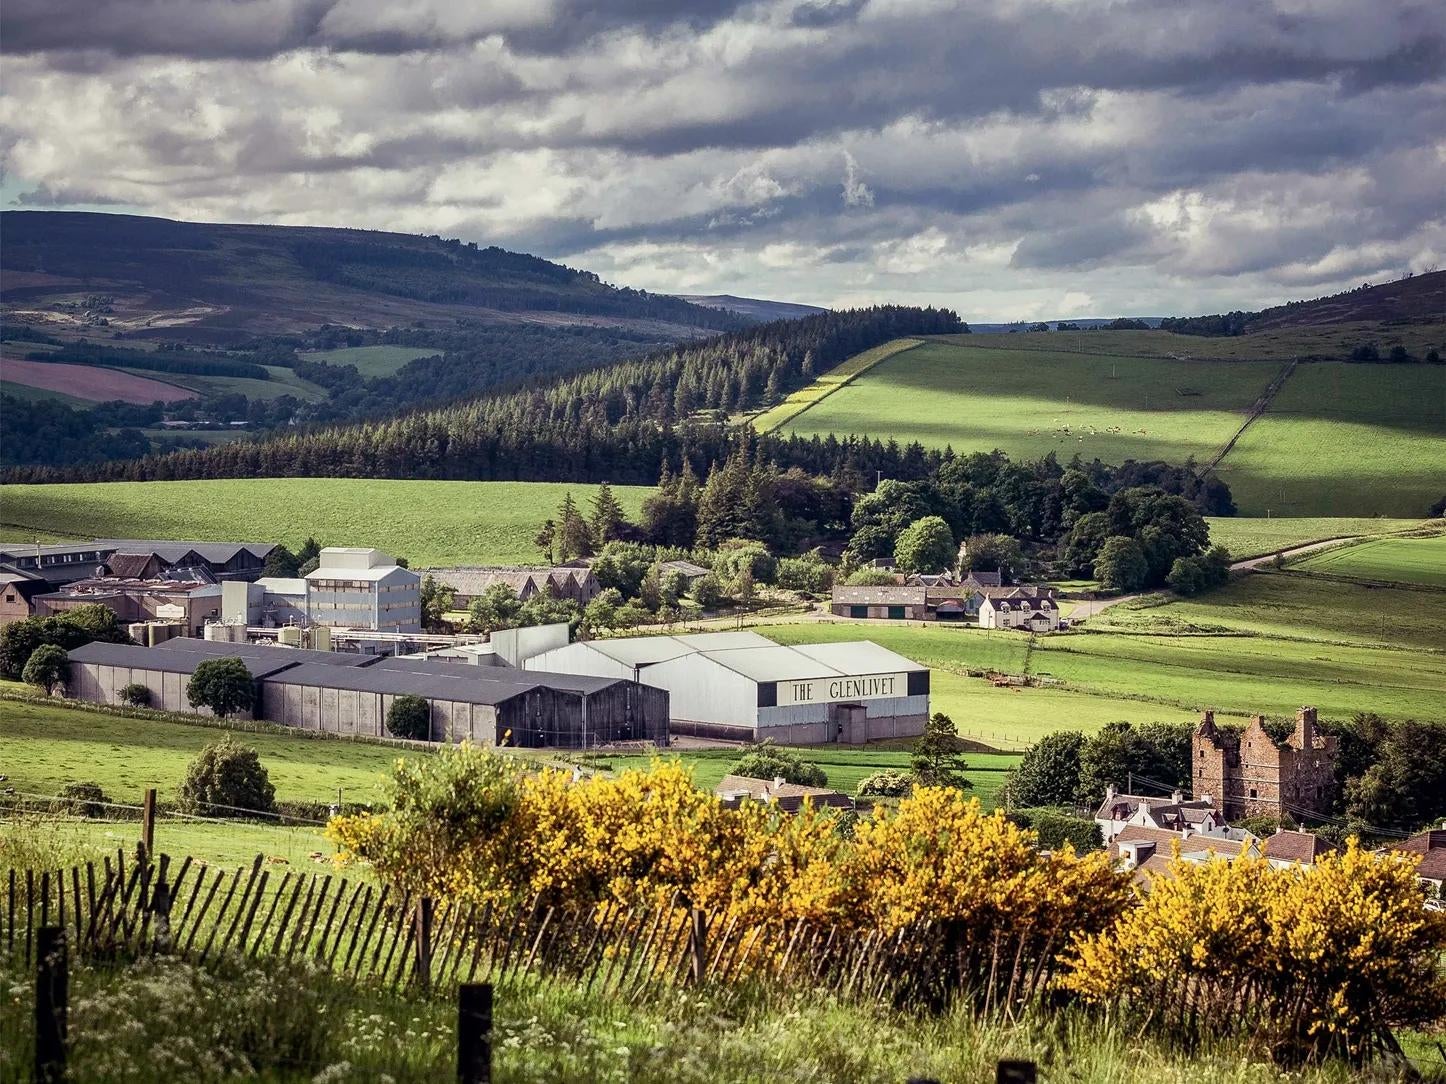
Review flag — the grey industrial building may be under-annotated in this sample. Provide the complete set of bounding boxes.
[524,632,930,744]
[65,637,668,748]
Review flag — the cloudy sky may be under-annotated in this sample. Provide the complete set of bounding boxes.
[2,0,1443,321]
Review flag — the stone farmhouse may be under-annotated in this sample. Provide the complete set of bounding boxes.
[1194,707,1337,820]
[1094,787,1226,844]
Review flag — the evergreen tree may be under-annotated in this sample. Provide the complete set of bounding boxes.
[590,482,627,547]
[556,493,594,561]
[911,713,972,790]
[533,519,557,563]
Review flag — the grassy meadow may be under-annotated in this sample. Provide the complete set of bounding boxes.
[0,478,651,566]
[782,340,1277,468]
[1294,533,1446,586]
[1203,515,1430,558]
[298,344,441,377]
[751,337,923,432]
[122,363,330,402]
[1213,362,1446,517]
[774,332,1443,517]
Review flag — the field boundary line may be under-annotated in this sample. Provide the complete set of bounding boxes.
[751,337,925,433]
[1201,356,1297,476]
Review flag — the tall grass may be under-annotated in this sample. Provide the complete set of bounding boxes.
[0,951,1427,1082]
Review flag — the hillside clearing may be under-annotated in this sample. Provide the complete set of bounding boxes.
[1209,362,1446,517]
[298,344,441,377]
[781,339,1278,469]
[1204,516,1431,559]
[1293,533,1446,588]
[751,337,923,432]
[0,478,651,566]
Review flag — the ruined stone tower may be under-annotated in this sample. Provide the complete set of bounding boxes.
[1192,707,1336,820]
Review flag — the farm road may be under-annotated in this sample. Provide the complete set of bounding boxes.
[1074,535,1366,621]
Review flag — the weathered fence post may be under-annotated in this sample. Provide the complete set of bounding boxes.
[151,870,173,954]
[415,897,434,993]
[689,906,707,986]
[35,926,67,1084]
[457,982,493,1084]
[997,1060,1037,1084]
[140,788,157,861]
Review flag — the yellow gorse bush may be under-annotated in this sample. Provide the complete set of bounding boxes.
[1062,842,1446,1062]
[328,745,1446,1059]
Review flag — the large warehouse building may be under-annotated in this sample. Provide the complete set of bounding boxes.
[523,632,930,743]
[65,637,667,748]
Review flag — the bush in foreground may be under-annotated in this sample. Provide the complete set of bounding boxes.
[52,781,110,818]
[856,770,913,798]
[177,736,276,818]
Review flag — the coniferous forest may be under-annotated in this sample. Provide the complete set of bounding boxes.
[6,306,966,485]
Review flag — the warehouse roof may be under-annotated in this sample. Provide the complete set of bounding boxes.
[368,655,622,694]
[788,641,923,674]
[685,641,925,684]
[266,661,567,705]
[94,539,277,562]
[67,641,303,679]
[151,636,372,667]
[255,577,307,594]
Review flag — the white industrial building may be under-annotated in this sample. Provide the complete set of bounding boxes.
[524,631,929,743]
[219,548,421,632]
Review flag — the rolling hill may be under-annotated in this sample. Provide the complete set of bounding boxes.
[676,294,828,321]
[0,211,742,348]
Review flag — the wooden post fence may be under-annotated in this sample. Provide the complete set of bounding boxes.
[140,788,157,862]
[415,897,434,993]
[35,926,67,1084]
[689,906,707,986]
[457,982,493,1084]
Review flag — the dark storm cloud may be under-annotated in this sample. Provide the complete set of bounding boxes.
[2,0,1443,316]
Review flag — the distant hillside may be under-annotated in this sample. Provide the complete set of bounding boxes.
[1161,271,1446,337]
[0,211,742,347]
[676,294,827,322]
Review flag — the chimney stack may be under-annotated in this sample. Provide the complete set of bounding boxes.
[1294,706,1318,748]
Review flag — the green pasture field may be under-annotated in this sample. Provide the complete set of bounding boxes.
[0,815,337,873]
[139,427,253,445]
[781,340,1277,468]
[0,379,91,407]
[1030,632,1445,725]
[1294,533,1446,587]
[299,344,441,377]
[585,746,1020,806]
[1212,362,1445,517]
[0,699,415,806]
[0,478,651,567]
[751,337,923,432]
[125,363,329,402]
[1099,568,1446,652]
[1204,516,1430,559]
[759,624,1254,745]
[943,321,1445,362]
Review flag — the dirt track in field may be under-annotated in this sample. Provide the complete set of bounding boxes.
[0,357,198,404]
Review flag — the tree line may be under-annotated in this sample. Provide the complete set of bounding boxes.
[4,306,966,484]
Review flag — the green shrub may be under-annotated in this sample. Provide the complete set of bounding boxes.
[53,781,110,818]
[731,740,827,787]
[856,770,913,798]
[118,682,151,707]
[186,657,255,718]
[21,643,69,696]
[176,736,276,818]
[1007,806,1101,851]
[386,695,432,741]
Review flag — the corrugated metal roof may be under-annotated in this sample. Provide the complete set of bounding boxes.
[671,631,774,651]
[255,577,307,594]
[151,637,372,666]
[789,641,923,674]
[67,641,300,679]
[368,655,621,694]
[267,662,553,705]
[94,539,277,562]
[579,637,696,666]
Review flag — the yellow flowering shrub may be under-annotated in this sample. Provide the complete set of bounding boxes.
[1062,842,1446,1063]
